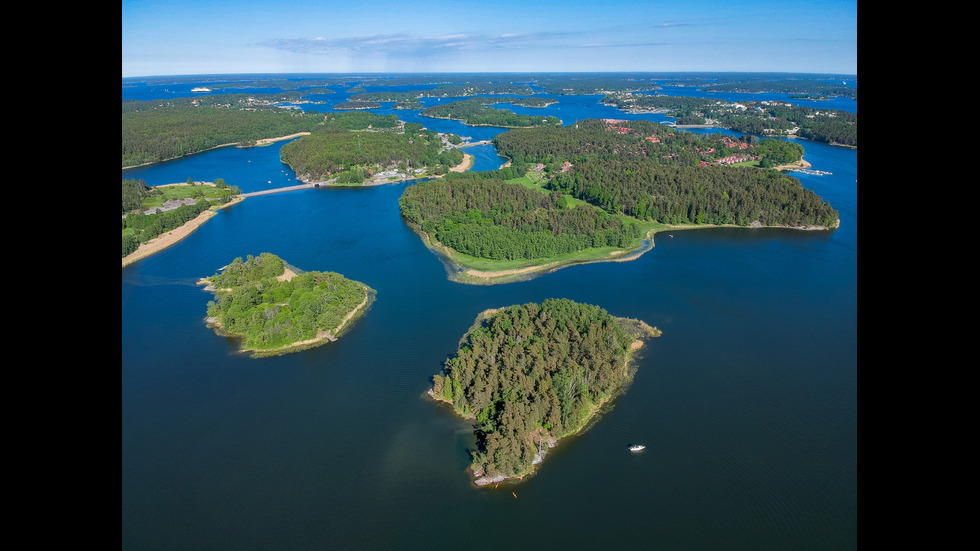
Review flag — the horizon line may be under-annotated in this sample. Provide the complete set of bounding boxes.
[123,70,858,80]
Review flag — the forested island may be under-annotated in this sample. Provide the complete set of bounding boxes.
[429,298,661,485]
[399,118,839,284]
[200,253,374,357]
[602,93,857,147]
[421,98,561,128]
[280,121,464,184]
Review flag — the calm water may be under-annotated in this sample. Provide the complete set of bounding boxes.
[122,76,857,550]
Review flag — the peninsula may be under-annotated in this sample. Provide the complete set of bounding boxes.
[399,118,839,285]
[429,298,661,485]
[199,253,374,357]
[122,178,242,265]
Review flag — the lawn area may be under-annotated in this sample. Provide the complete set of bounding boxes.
[506,172,590,209]
[141,181,236,208]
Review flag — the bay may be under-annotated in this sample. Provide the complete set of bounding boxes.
[122,76,856,550]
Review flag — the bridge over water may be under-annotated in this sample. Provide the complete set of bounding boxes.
[236,139,494,198]
[239,183,321,197]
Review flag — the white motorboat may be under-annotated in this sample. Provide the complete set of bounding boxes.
[628,444,646,452]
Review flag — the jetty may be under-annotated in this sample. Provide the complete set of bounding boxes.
[791,168,833,176]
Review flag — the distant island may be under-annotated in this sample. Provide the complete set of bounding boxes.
[601,93,857,147]
[429,298,661,486]
[199,253,374,357]
[421,98,561,128]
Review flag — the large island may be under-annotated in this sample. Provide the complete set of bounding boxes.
[199,253,374,357]
[399,118,840,285]
[429,298,661,486]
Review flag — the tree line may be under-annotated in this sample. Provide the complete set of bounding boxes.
[431,298,657,480]
[492,118,798,168]
[399,176,641,261]
[122,195,214,257]
[547,158,839,227]
[122,94,326,167]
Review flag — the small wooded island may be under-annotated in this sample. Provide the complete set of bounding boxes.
[199,253,374,357]
[429,298,661,486]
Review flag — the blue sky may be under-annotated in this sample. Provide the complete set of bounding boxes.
[121,0,857,78]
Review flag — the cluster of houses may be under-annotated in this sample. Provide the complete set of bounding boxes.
[525,118,762,172]
[530,161,574,174]
[698,154,759,167]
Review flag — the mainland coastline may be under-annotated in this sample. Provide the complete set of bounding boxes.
[122,194,244,268]
[122,138,475,269]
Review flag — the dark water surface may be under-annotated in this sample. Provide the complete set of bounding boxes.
[122,77,856,550]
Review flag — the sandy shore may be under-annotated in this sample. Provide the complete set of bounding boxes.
[450,153,474,172]
[122,196,244,268]
[253,132,310,146]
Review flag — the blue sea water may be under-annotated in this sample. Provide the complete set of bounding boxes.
[122,75,857,550]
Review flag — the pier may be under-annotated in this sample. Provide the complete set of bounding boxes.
[791,168,833,176]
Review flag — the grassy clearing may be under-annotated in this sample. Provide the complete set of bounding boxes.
[140,182,236,208]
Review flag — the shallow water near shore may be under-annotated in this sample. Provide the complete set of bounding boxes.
[122,78,856,550]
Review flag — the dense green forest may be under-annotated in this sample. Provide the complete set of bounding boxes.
[431,298,659,482]
[492,120,839,227]
[492,118,795,167]
[421,98,561,127]
[548,158,838,227]
[399,176,641,261]
[399,118,836,269]
[121,93,327,167]
[280,122,463,182]
[122,178,240,257]
[203,253,373,356]
[602,94,857,147]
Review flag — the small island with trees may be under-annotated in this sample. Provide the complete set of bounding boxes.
[280,120,465,185]
[199,253,375,357]
[429,298,661,486]
[421,98,561,128]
